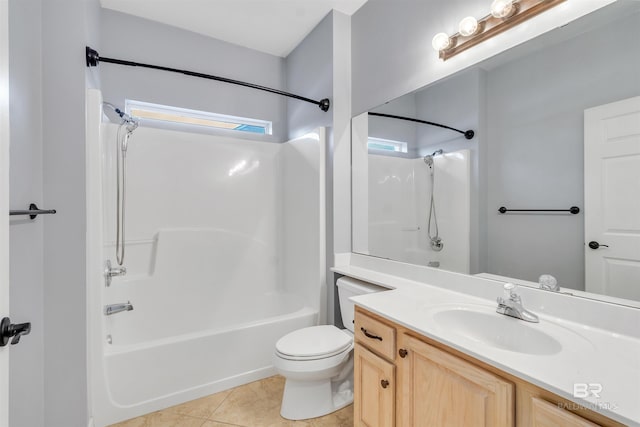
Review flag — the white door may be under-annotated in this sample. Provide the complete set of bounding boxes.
[0,0,10,425]
[584,96,640,301]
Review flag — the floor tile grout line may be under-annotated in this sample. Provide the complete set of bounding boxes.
[208,386,236,418]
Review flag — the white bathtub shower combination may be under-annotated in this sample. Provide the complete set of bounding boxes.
[86,90,326,426]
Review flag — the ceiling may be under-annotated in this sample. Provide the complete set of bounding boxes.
[100,0,368,57]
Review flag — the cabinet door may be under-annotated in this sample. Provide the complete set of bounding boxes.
[397,334,514,427]
[531,397,601,427]
[354,344,395,427]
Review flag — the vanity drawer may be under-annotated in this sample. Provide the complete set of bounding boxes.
[355,310,396,361]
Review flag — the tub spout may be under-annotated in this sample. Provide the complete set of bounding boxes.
[104,301,134,316]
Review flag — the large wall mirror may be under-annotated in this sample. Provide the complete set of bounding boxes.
[352,0,640,306]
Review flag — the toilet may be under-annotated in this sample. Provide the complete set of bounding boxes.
[273,277,386,420]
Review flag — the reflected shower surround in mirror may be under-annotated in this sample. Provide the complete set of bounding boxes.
[432,0,567,61]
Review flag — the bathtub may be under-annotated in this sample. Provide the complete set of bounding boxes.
[86,90,326,426]
[99,296,316,425]
[91,229,319,426]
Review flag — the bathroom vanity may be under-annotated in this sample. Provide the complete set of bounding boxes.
[353,306,625,427]
[337,262,640,427]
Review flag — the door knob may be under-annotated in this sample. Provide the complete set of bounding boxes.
[588,241,609,250]
[0,317,31,347]
[380,379,389,389]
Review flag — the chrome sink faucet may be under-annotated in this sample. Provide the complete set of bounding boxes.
[496,283,539,323]
[539,274,560,292]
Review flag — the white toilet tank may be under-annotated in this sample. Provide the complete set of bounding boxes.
[336,277,387,333]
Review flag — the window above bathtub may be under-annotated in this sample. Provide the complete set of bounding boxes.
[367,137,408,153]
[125,100,273,135]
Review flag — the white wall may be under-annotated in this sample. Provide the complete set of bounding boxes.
[100,9,287,142]
[282,131,325,309]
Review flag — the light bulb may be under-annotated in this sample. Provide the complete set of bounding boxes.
[431,33,451,52]
[458,16,479,37]
[491,0,514,18]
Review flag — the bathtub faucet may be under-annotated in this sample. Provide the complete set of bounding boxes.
[104,301,134,316]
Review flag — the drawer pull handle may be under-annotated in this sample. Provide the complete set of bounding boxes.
[360,327,383,341]
[399,348,408,358]
[381,379,389,389]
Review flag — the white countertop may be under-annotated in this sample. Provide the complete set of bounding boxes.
[337,266,640,426]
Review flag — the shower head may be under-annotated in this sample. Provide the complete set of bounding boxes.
[103,102,139,133]
[423,149,444,166]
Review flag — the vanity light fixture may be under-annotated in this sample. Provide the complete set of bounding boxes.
[491,0,516,18]
[432,0,567,61]
[459,16,480,37]
[431,32,452,51]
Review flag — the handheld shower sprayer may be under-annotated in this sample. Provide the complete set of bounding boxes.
[103,102,139,267]
[103,102,139,135]
[424,149,444,252]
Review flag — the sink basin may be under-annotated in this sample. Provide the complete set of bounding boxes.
[429,305,565,355]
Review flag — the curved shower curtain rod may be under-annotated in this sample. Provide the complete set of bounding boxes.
[368,112,475,140]
[85,47,331,112]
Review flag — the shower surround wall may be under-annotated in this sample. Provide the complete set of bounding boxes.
[366,152,470,273]
[86,90,325,426]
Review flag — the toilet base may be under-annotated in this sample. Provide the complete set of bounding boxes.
[280,375,354,420]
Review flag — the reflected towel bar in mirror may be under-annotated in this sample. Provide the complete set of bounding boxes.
[498,206,580,215]
[10,203,57,220]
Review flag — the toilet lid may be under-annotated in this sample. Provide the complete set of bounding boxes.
[276,325,352,359]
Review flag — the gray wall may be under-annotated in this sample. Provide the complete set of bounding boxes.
[42,0,99,425]
[100,9,287,141]
[284,11,353,326]
[9,0,100,425]
[285,12,335,324]
[9,0,44,426]
[285,12,333,140]
[354,5,640,290]
[485,10,640,289]
[351,0,488,114]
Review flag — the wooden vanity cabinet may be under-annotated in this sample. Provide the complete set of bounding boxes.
[529,397,599,427]
[354,307,624,427]
[397,333,514,427]
[354,345,395,427]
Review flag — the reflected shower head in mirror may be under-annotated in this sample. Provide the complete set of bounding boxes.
[423,149,444,167]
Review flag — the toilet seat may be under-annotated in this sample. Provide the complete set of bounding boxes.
[275,325,352,361]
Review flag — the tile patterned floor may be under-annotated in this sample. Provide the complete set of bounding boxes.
[109,376,354,427]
